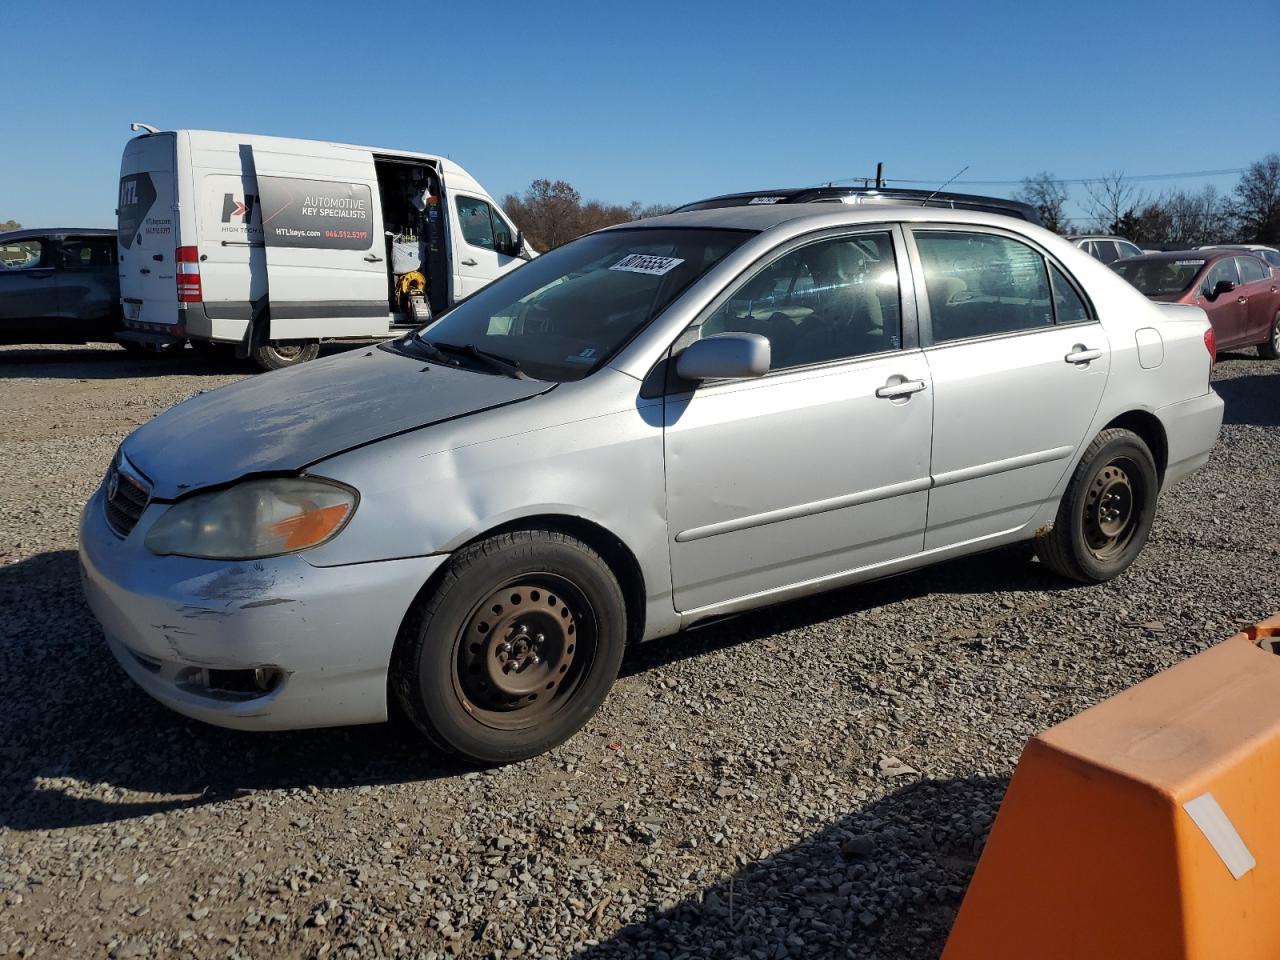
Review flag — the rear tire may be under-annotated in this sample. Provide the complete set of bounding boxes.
[1259,311,1280,360]
[251,339,319,371]
[1035,428,1158,583]
[392,529,627,765]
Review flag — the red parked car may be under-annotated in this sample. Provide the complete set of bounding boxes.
[1113,250,1280,359]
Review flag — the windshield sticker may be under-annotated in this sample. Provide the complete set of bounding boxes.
[610,254,685,276]
[748,196,785,204]
[564,347,599,364]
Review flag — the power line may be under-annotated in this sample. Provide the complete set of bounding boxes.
[828,167,1246,188]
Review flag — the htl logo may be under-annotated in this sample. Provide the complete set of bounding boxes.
[221,193,258,223]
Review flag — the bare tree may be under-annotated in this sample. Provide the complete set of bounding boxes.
[1082,172,1145,235]
[1014,172,1069,234]
[502,181,672,251]
[1129,187,1233,247]
[1234,153,1280,245]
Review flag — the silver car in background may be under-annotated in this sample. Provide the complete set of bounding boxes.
[79,205,1223,764]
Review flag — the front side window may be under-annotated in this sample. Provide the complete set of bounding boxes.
[1203,258,1240,294]
[1115,241,1143,260]
[405,227,749,382]
[1237,256,1268,284]
[0,238,46,271]
[915,230,1053,342]
[456,196,496,250]
[57,236,117,269]
[698,232,902,370]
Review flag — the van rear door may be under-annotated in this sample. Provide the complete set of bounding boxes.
[250,145,388,340]
[118,134,178,328]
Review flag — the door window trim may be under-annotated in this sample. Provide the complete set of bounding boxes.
[903,224,1098,349]
[658,223,920,397]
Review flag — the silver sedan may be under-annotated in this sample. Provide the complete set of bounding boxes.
[79,205,1224,763]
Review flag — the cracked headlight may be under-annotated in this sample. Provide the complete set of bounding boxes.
[145,478,357,559]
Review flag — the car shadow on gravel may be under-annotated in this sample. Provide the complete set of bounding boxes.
[622,545,1072,679]
[0,342,363,380]
[0,550,469,832]
[576,774,1007,960]
[1213,372,1280,428]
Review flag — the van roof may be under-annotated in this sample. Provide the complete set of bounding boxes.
[130,128,471,177]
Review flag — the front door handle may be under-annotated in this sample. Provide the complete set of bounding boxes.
[139,268,151,275]
[1237,295,1249,304]
[460,258,478,267]
[364,254,383,263]
[875,378,927,399]
[1065,346,1102,364]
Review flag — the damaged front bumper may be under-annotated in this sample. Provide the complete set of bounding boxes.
[78,484,446,731]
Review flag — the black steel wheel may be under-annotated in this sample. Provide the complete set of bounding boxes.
[393,529,627,765]
[1036,428,1158,583]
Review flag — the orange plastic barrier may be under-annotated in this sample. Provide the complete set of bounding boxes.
[943,614,1280,960]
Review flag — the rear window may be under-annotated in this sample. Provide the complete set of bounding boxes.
[1112,259,1205,296]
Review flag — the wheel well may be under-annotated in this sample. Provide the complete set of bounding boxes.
[404,515,647,647]
[1104,411,1168,486]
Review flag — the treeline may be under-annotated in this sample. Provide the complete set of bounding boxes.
[501,180,672,251]
[1016,154,1280,246]
[0,220,21,233]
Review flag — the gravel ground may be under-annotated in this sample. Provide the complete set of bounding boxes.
[1,342,1276,960]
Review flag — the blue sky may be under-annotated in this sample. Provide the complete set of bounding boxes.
[3,0,1275,229]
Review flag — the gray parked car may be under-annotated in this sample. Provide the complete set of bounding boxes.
[80,205,1223,763]
[0,228,122,345]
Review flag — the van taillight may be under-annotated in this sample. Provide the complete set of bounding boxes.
[175,245,202,303]
[1204,327,1217,364]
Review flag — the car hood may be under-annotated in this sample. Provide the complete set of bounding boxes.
[124,345,553,499]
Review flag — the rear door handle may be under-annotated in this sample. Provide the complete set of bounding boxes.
[364,254,383,262]
[139,268,151,275]
[1065,347,1102,364]
[875,378,927,399]
[461,258,478,267]
[1237,296,1249,304]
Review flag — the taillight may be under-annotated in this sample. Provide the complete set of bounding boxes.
[175,245,202,303]
[1204,326,1217,364]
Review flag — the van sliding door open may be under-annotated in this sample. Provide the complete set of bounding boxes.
[251,145,389,340]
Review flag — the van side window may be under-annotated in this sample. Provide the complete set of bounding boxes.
[456,196,496,250]
[699,231,903,370]
[915,230,1053,343]
[0,238,46,271]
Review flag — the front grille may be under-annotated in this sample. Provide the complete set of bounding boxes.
[104,453,152,538]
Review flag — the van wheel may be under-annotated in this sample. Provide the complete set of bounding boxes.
[1035,428,1158,583]
[392,529,627,765]
[1259,311,1280,360]
[251,340,319,371]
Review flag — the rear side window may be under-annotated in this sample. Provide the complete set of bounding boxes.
[915,231,1053,343]
[1237,256,1268,284]
[700,231,903,370]
[1050,264,1091,324]
[57,236,117,269]
[0,238,45,270]
[1094,241,1122,264]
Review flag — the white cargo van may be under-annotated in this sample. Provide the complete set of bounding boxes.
[117,126,532,369]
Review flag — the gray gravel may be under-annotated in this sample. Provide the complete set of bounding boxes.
[1,341,1276,960]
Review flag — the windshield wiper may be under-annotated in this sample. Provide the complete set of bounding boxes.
[430,341,530,380]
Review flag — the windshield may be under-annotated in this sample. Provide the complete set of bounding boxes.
[410,228,749,381]
[1112,258,1205,297]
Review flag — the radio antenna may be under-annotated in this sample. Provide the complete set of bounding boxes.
[923,165,969,205]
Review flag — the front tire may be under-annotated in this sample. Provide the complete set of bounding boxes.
[1259,311,1280,360]
[251,339,319,370]
[392,530,627,765]
[1035,428,1158,583]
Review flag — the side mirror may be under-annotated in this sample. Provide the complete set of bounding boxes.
[1208,279,1235,299]
[676,333,771,382]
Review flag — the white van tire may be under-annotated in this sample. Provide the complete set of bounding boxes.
[251,340,320,371]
